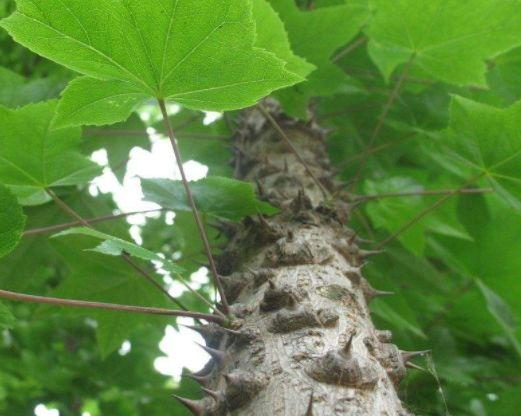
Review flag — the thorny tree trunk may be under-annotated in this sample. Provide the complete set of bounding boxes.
[182,107,413,415]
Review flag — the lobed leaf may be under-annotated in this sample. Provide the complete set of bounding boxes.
[0,184,26,258]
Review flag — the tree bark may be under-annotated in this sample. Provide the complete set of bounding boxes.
[182,107,413,415]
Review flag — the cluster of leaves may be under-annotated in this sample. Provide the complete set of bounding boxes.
[0,0,520,415]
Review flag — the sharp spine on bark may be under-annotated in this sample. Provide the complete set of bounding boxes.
[305,392,314,416]
[401,349,431,362]
[362,279,395,302]
[343,332,355,355]
[172,395,206,416]
[406,362,426,371]
[196,342,227,363]
[185,371,212,386]
[201,387,223,402]
[358,249,385,259]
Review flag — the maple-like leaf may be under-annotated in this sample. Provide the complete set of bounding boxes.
[0,184,26,258]
[0,0,304,127]
[0,101,100,205]
[367,0,521,86]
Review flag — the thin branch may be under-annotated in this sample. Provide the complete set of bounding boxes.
[84,128,227,141]
[356,187,493,202]
[23,209,164,237]
[45,190,197,314]
[374,174,485,249]
[157,99,230,315]
[349,54,416,193]
[0,289,224,324]
[257,104,330,199]
[332,36,367,63]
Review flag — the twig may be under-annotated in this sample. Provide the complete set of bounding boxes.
[45,190,206,314]
[157,99,230,315]
[332,36,367,63]
[374,174,484,249]
[356,187,493,202]
[257,104,330,199]
[0,289,224,324]
[23,209,164,237]
[84,129,226,141]
[349,54,416,193]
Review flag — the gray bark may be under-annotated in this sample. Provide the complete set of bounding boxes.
[180,107,413,416]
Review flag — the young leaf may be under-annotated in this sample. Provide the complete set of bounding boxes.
[0,184,26,258]
[269,0,369,117]
[0,301,15,329]
[366,0,521,86]
[433,96,521,211]
[141,176,278,221]
[1,0,304,127]
[54,226,184,275]
[0,101,100,205]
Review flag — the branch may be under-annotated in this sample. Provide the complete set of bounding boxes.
[332,36,367,63]
[45,190,194,313]
[257,104,330,199]
[356,187,493,202]
[157,99,230,315]
[349,54,416,193]
[23,209,164,237]
[0,289,224,324]
[374,174,485,249]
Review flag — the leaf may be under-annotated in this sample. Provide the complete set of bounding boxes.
[0,66,66,107]
[477,279,521,358]
[434,96,521,211]
[83,113,151,183]
[1,0,304,127]
[0,301,15,329]
[366,0,521,86]
[54,226,184,275]
[364,176,471,254]
[0,184,26,258]
[141,176,278,220]
[50,229,171,357]
[269,0,369,117]
[251,0,315,79]
[0,101,101,205]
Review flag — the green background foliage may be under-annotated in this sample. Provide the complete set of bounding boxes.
[0,1,520,415]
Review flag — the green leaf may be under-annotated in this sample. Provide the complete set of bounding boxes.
[141,176,277,221]
[435,96,521,211]
[83,113,151,183]
[269,0,369,117]
[364,176,470,254]
[1,0,304,126]
[54,77,148,128]
[54,226,184,275]
[0,301,15,329]
[0,66,66,108]
[366,0,521,86]
[0,184,26,258]
[0,101,101,204]
[477,279,521,358]
[50,230,171,357]
[252,0,315,79]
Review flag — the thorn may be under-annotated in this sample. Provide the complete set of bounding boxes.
[201,387,222,402]
[406,362,426,371]
[348,232,357,245]
[356,236,375,244]
[268,279,276,289]
[358,249,385,259]
[256,180,265,197]
[362,279,394,302]
[401,350,431,362]
[305,392,314,416]
[185,372,212,386]
[195,342,227,364]
[283,158,289,173]
[172,395,205,415]
[222,372,240,386]
[343,332,355,355]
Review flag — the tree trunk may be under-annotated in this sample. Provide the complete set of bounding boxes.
[181,107,413,415]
